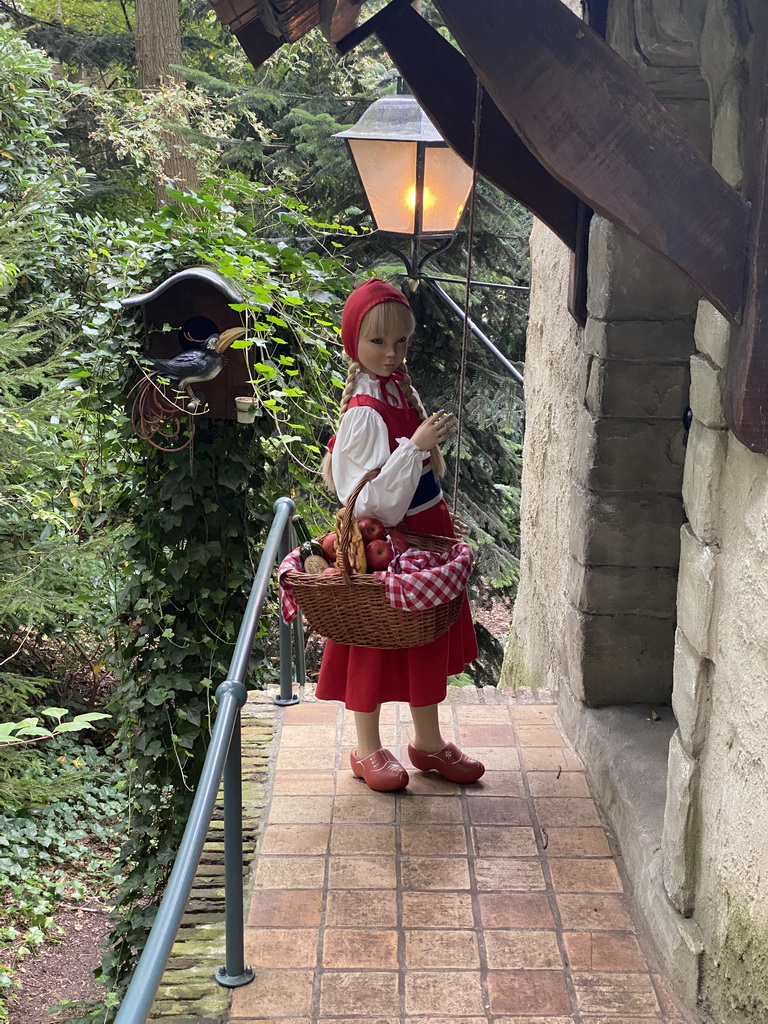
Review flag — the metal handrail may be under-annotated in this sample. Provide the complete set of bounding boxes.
[114,496,302,1024]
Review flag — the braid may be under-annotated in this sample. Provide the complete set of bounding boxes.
[400,364,446,478]
[321,359,361,491]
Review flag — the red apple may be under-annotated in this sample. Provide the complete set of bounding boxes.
[322,566,341,577]
[320,532,337,561]
[388,529,409,554]
[357,516,386,542]
[365,538,393,571]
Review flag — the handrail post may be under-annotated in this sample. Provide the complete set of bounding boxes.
[215,680,253,988]
[275,514,299,706]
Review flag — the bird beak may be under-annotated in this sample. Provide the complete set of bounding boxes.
[217,327,247,352]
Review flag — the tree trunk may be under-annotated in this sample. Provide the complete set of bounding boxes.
[135,0,199,205]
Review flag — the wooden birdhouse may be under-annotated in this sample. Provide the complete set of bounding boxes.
[121,266,255,421]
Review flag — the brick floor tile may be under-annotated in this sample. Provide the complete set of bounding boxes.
[473,826,538,857]
[330,824,396,855]
[335,771,378,795]
[557,895,634,931]
[254,857,326,890]
[495,1017,573,1023]
[549,858,623,893]
[332,794,397,824]
[463,745,521,770]
[404,772,461,795]
[247,889,323,927]
[401,824,468,856]
[534,798,601,827]
[488,970,572,1015]
[400,796,463,823]
[272,770,335,795]
[281,702,340,723]
[471,771,526,797]
[405,970,486,1015]
[279,724,338,747]
[485,930,563,970]
[478,893,555,929]
[563,931,647,972]
[322,928,398,968]
[516,725,565,746]
[459,724,518,746]
[528,772,592,798]
[521,747,583,772]
[508,705,558,724]
[401,855,471,890]
[229,969,314,1018]
[468,796,532,825]
[276,746,336,770]
[327,855,396,889]
[267,795,334,824]
[573,971,661,1016]
[319,971,400,1016]
[405,928,480,968]
[475,857,547,891]
[580,1018,663,1023]
[244,927,318,968]
[326,889,398,927]
[402,891,474,928]
[455,704,512,722]
[543,827,612,858]
[260,824,329,856]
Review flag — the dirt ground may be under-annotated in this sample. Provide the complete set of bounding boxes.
[7,905,111,1024]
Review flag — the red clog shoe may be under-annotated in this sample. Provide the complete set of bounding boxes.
[408,741,485,784]
[350,748,409,792]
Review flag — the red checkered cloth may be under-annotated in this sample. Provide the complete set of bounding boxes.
[378,541,473,611]
[277,540,473,624]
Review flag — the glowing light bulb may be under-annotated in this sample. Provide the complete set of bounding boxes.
[404,185,436,213]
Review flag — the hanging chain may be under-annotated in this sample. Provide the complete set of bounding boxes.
[451,77,483,513]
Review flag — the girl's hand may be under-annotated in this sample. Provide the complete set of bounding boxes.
[411,410,453,451]
[451,513,469,538]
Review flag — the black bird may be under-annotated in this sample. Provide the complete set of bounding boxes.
[147,328,244,404]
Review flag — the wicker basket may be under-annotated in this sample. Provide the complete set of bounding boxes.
[283,471,466,649]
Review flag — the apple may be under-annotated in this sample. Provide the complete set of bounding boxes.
[320,532,338,561]
[388,528,409,554]
[357,516,386,542]
[365,538,393,571]
[322,566,341,577]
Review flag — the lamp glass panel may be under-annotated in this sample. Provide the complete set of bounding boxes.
[422,147,474,233]
[348,138,416,234]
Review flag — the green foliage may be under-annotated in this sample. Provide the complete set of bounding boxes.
[0,708,110,747]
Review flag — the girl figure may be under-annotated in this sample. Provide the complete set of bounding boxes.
[316,278,484,792]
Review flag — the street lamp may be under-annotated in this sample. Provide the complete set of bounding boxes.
[334,84,474,277]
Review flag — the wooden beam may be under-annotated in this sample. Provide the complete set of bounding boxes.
[433,0,750,325]
[724,17,768,451]
[374,4,579,251]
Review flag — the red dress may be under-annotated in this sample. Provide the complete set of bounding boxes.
[315,389,478,712]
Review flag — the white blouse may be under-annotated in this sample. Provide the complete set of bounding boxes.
[332,371,428,526]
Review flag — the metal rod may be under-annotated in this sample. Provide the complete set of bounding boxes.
[426,275,530,293]
[217,710,251,987]
[425,278,525,385]
[293,616,307,690]
[114,684,245,1024]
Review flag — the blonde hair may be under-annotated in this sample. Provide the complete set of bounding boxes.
[321,300,445,490]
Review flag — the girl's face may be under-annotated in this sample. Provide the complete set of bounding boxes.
[357,329,409,379]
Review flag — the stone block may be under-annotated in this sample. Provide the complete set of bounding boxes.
[701,0,747,109]
[694,299,731,368]
[587,218,700,320]
[573,407,687,493]
[584,318,695,363]
[570,485,685,568]
[711,73,747,189]
[682,420,727,544]
[568,558,678,617]
[690,353,726,428]
[585,357,690,419]
[676,524,718,657]
[662,729,700,915]
[671,627,712,757]
[565,602,675,706]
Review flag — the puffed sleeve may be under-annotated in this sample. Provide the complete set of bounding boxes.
[332,405,425,525]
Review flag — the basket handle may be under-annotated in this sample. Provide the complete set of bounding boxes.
[337,468,380,578]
